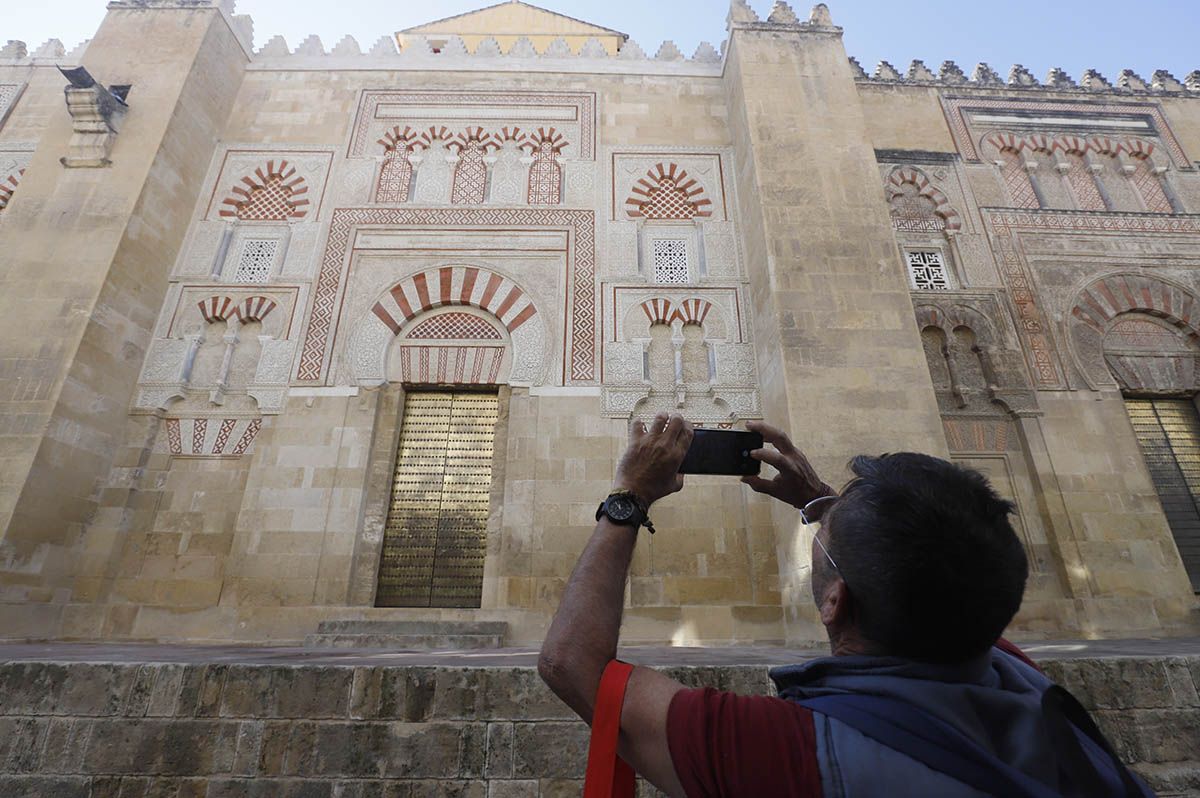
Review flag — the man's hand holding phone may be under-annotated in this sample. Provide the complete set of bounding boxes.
[740,420,836,510]
[613,411,695,507]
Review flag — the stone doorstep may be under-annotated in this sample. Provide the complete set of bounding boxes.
[303,633,506,650]
[303,619,510,650]
[314,620,509,637]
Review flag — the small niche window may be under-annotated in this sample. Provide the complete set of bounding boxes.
[653,239,690,284]
[234,239,278,284]
[906,249,951,291]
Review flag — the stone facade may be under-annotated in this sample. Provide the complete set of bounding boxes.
[0,0,1198,646]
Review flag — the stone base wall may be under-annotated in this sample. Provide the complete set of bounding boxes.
[0,656,1197,797]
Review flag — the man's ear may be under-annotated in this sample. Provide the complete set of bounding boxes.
[817,578,852,628]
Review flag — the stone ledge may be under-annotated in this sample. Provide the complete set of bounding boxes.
[0,647,1196,795]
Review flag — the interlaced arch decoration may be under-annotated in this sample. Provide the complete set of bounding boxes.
[218,160,310,221]
[983,132,1176,213]
[238,296,278,323]
[450,127,499,205]
[636,298,717,330]
[673,298,714,326]
[1055,136,1106,212]
[376,125,425,204]
[0,168,23,212]
[522,127,566,206]
[1068,272,1200,390]
[624,162,713,220]
[640,299,674,325]
[983,133,1040,209]
[885,167,962,233]
[197,295,278,324]
[370,265,537,335]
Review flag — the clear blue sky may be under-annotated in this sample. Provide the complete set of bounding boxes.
[5,0,1196,81]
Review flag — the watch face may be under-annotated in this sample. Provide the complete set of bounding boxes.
[607,496,637,522]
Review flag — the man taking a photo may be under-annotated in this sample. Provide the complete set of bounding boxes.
[538,412,1152,797]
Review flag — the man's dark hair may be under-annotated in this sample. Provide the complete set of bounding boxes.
[826,452,1028,663]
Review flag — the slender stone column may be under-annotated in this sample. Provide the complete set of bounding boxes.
[722,3,948,642]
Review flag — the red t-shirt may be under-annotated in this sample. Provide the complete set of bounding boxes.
[667,687,822,797]
[665,640,1040,797]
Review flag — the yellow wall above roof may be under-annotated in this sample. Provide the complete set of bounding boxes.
[396,1,627,56]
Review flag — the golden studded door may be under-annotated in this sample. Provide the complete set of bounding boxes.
[376,391,498,608]
[1125,398,1200,592]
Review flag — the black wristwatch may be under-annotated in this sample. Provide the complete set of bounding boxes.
[596,490,655,534]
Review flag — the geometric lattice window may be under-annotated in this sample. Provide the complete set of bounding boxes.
[653,239,690,284]
[405,312,502,340]
[625,162,713,221]
[233,239,278,283]
[376,391,498,608]
[905,250,950,291]
[1124,398,1200,592]
[218,160,309,222]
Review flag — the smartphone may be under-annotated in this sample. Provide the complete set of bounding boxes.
[679,429,763,476]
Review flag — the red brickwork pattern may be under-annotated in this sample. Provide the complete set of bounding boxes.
[371,266,537,337]
[295,207,596,384]
[672,298,713,326]
[166,419,182,455]
[625,163,713,220]
[640,299,674,325]
[523,128,567,206]
[211,418,238,455]
[986,210,1200,388]
[404,312,503,340]
[191,418,208,455]
[1130,159,1173,214]
[377,151,416,204]
[219,160,310,221]
[943,418,1012,453]
[232,419,262,456]
[398,345,506,384]
[1056,139,1107,212]
[376,125,424,205]
[450,128,498,205]
[1070,274,1200,337]
[885,167,963,232]
[942,96,1192,169]
[347,91,596,160]
[166,418,263,457]
[0,168,23,212]
[198,296,237,323]
[199,296,277,324]
[239,296,277,323]
[986,136,1040,209]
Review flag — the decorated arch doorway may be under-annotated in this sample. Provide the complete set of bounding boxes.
[1103,311,1200,592]
[376,389,500,608]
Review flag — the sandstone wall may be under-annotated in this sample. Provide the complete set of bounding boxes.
[0,655,1195,796]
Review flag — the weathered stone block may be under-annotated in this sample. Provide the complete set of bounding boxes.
[221,666,352,719]
[477,669,574,721]
[350,667,436,721]
[0,717,47,772]
[484,722,514,779]
[0,776,92,798]
[512,722,589,778]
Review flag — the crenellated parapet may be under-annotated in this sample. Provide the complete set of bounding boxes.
[0,38,90,64]
[248,33,726,73]
[852,57,1200,96]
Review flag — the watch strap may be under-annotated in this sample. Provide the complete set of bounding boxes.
[597,491,655,534]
